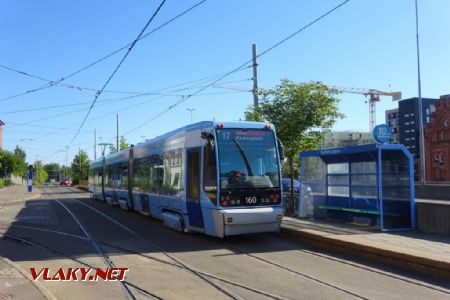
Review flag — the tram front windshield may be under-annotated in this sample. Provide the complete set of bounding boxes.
[216,128,280,190]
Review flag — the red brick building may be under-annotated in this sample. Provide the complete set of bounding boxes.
[0,120,4,149]
[425,96,450,182]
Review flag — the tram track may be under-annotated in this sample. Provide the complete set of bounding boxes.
[16,187,447,299]
[63,187,450,299]
[215,240,369,300]
[66,193,369,299]
[40,188,244,300]
[257,236,450,295]
[39,188,162,300]
[215,234,450,297]
[62,193,283,300]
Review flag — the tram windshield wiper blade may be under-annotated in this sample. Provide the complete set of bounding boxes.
[232,138,254,177]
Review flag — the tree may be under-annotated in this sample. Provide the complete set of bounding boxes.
[0,150,13,178]
[245,79,343,214]
[44,163,61,181]
[34,161,48,185]
[12,146,27,178]
[14,146,26,161]
[0,147,28,179]
[71,150,90,184]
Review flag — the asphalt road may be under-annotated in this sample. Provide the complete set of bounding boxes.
[0,187,449,300]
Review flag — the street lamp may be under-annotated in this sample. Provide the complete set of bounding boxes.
[415,0,426,184]
[187,108,196,123]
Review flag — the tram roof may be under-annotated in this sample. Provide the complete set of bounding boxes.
[90,120,274,166]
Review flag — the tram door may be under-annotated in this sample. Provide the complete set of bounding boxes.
[186,148,204,228]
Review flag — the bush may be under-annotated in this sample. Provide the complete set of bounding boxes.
[4,179,13,187]
[0,179,4,189]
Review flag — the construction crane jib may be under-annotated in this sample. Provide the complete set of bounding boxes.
[335,87,402,132]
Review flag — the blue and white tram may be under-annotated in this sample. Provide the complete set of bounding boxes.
[88,121,284,237]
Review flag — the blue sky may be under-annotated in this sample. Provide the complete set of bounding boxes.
[1,0,449,165]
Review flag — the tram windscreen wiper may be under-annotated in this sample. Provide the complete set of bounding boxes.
[232,138,254,177]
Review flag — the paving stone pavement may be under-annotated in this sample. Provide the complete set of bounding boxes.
[282,217,450,280]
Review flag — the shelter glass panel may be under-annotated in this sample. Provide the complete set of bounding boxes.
[381,150,412,230]
[299,156,326,218]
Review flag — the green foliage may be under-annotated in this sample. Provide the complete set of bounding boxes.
[33,161,48,185]
[12,146,27,177]
[71,150,90,184]
[0,178,11,188]
[245,79,343,214]
[0,146,28,178]
[44,163,61,182]
[108,136,129,153]
[245,79,344,158]
[44,163,61,175]
[120,136,129,150]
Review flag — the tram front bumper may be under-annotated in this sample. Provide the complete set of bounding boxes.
[213,207,283,237]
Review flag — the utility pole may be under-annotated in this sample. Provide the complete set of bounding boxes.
[252,43,259,108]
[415,0,426,184]
[94,129,97,160]
[116,113,119,151]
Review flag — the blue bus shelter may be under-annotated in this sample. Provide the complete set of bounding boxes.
[299,144,415,231]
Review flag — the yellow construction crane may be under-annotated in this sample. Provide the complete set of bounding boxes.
[334,87,402,132]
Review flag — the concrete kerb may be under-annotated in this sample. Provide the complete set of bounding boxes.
[280,226,450,281]
[0,257,56,300]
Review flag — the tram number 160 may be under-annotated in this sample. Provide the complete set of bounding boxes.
[245,196,257,204]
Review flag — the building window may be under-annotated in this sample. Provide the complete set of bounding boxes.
[405,114,409,117]
[405,122,410,125]
[411,137,415,140]
[410,113,415,117]
[405,138,410,141]
[411,121,415,124]
[411,129,415,132]
[405,130,410,133]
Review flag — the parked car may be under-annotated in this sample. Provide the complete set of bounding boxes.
[281,178,311,194]
[282,178,313,217]
[60,179,72,186]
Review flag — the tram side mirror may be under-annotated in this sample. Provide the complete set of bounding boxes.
[277,138,285,161]
[201,131,215,147]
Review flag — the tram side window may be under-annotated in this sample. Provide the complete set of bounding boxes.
[149,155,163,194]
[97,173,102,187]
[133,163,141,191]
[107,167,113,187]
[88,170,93,185]
[203,143,217,202]
[160,151,182,195]
[140,160,149,193]
[172,151,182,192]
[122,167,128,189]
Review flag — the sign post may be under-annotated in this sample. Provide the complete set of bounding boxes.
[28,165,33,192]
[373,124,392,144]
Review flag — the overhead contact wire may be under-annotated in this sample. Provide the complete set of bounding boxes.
[69,0,167,145]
